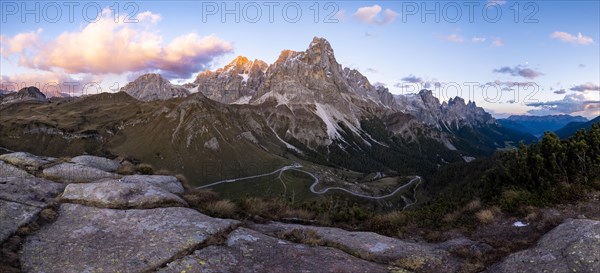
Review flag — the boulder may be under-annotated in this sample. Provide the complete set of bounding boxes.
[251,222,460,273]
[70,155,120,172]
[21,204,239,273]
[0,200,40,243]
[0,152,51,169]
[486,219,600,273]
[158,227,388,273]
[121,175,185,195]
[0,175,64,207]
[61,178,187,209]
[42,162,119,183]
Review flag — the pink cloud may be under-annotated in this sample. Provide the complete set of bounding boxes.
[551,31,594,45]
[492,38,504,47]
[137,11,161,23]
[353,5,399,25]
[1,10,233,79]
[444,34,464,43]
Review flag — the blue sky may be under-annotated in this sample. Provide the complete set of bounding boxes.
[1,1,599,118]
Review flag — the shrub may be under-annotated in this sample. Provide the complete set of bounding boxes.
[183,189,219,208]
[369,211,406,234]
[281,229,322,246]
[135,163,154,175]
[240,197,287,219]
[175,174,191,190]
[465,199,481,211]
[116,163,135,175]
[204,200,237,218]
[475,209,496,224]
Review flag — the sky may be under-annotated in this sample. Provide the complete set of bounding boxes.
[1,0,599,118]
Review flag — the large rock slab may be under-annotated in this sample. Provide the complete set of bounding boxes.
[0,200,40,243]
[121,175,185,195]
[42,162,119,183]
[70,155,120,172]
[0,175,64,207]
[21,204,239,273]
[0,160,33,179]
[251,222,460,273]
[486,219,600,273]
[0,152,51,170]
[61,178,187,209]
[158,227,387,273]
[0,160,64,243]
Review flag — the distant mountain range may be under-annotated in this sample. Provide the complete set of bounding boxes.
[1,37,538,184]
[555,116,600,139]
[498,115,589,137]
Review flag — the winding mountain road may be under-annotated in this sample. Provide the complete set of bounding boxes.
[197,163,422,201]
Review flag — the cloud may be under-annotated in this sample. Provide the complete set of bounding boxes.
[472,37,486,43]
[372,82,387,88]
[570,82,600,92]
[553,89,567,94]
[136,11,161,23]
[353,5,399,25]
[551,31,594,45]
[578,64,585,68]
[365,68,378,73]
[0,28,42,63]
[526,93,600,115]
[400,75,424,84]
[444,34,464,43]
[0,9,233,79]
[491,38,504,47]
[482,80,538,89]
[487,0,507,5]
[394,75,441,90]
[493,65,543,79]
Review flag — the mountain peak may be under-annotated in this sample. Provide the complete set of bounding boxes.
[223,56,250,71]
[0,86,48,105]
[309,37,334,51]
[121,73,190,102]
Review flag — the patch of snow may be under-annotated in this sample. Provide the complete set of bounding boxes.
[314,103,343,140]
[463,156,476,163]
[513,221,529,227]
[442,138,457,151]
[239,73,249,83]
[270,128,302,154]
[185,86,199,93]
[253,91,293,107]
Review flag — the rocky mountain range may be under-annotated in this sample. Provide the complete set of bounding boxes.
[120,37,526,149]
[0,37,536,186]
[498,114,589,137]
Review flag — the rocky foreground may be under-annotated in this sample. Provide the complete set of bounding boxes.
[1,151,599,273]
